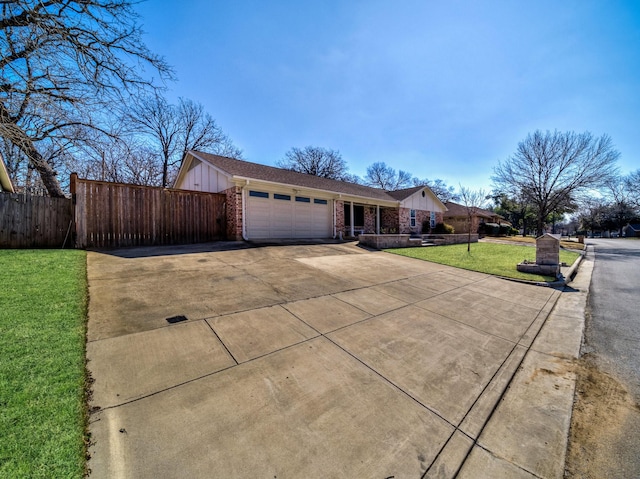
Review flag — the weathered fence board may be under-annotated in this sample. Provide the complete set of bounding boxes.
[71,175,226,248]
[0,193,73,248]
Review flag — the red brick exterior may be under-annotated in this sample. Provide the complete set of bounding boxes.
[364,206,376,233]
[223,191,443,241]
[399,208,412,234]
[380,207,399,233]
[415,210,429,233]
[335,200,344,238]
[340,204,401,236]
[445,215,481,234]
[223,186,243,240]
[398,207,442,234]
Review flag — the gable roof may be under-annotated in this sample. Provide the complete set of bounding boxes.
[387,184,447,211]
[443,201,502,219]
[386,185,425,200]
[0,153,15,193]
[181,151,428,204]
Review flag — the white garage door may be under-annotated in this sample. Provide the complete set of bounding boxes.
[246,190,332,239]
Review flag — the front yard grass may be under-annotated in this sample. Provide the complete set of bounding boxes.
[483,235,585,251]
[387,242,581,282]
[0,249,88,478]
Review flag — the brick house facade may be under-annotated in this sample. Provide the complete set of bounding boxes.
[223,186,243,241]
[443,201,509,234]
[174,152,448,241]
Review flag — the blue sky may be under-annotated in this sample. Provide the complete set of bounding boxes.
[135,0,640,192]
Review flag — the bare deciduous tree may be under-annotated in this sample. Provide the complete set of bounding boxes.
[604,175,638,235]
[625,169,640,208]
[126,95,242,187]
[413,177,458,202]
[459,185,487,252]
[364,162,412,190]
[277,146,349,180]
[0,0,172,196]
[492,130,620,236]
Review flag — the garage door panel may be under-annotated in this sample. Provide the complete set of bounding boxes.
[247,197,271,238]
[295,202,331,238]
[247,192,331,239]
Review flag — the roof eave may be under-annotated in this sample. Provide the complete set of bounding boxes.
[0,155,15,193]
[230,175,399,206]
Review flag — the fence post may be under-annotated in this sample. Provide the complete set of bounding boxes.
[69,173,78,248]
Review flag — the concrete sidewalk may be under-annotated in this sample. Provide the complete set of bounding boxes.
[85,242,589,478]
[454,249,592,478]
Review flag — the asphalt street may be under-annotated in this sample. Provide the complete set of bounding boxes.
[585,238,640,476]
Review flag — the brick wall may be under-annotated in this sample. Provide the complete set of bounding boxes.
[398,207,410,234]
[335,200,344,237]
[444,215,481,234]
[364,206,377,233]
[381,207,399,233]
[223,186,243,240]
[415,210,430,233]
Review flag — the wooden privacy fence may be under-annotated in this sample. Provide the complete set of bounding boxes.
[71,174,227,248]
[0,193,73,248]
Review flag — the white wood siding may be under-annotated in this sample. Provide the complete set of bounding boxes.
[179,159,232,193]
[400,188,445,212]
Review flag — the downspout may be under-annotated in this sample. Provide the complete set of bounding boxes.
[241,183,248,241]
[350,201,355,237]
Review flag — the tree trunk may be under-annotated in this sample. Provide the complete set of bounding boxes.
[21,137,65,197]
[0,104,65,197]
[536,217,545,237]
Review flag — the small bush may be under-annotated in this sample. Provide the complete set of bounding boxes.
[498,224,511,236]
[479,223,500,236]
[433,222,454,234]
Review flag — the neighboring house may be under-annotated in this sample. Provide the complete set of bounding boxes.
[0,153,15,193]
[443,201,509,234]
[624,223,640,238]
[174,151,447,240]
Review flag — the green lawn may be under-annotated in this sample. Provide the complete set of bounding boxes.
[387,242,581,282]
[0,249,88,478]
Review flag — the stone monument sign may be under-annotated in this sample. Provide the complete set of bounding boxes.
[517,233,561,277]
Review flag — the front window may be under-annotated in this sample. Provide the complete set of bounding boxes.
[430,211,436,229]
[410,209,416,228]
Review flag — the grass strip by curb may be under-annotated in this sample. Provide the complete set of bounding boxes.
[0,249,88,478]
[386,242,581,282]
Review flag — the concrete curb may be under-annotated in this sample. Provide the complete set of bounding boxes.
[492,248,585,288]
[457,246,593,477]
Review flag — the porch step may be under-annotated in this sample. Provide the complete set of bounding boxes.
[421,237,446,246]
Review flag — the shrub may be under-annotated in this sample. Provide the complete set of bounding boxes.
[433,222,454,234]
[479,223,500,236]
[498,224,511,236]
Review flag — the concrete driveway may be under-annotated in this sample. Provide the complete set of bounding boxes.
[86,242,565,478]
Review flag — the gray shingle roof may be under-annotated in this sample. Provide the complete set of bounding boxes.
[444,201,502,219]
[190,151,399,202]
[386,185,425,200]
